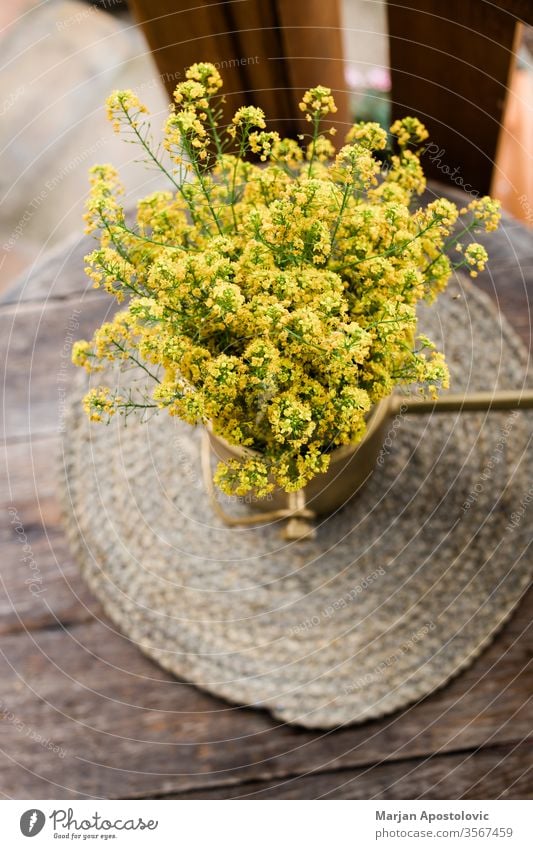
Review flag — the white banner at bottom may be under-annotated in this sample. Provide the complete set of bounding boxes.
[2,799,531,848]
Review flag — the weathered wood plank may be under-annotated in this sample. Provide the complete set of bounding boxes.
[388,0,517,195]
[0,233,95,306]
[0,436,103,634]
[0,294,113,440]
[0,532,100,636]
[1,436,61,526]
[0,588,530,798]
[166,741,533,799]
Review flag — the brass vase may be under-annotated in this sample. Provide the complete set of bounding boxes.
[203,389,533,540]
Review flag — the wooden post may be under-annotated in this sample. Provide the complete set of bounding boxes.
[387,0,522,195]
[128,0,350,137]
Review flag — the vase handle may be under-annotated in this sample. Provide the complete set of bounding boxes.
[392,388,533,415]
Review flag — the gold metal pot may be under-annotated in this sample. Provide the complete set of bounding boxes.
[203,389,533,541]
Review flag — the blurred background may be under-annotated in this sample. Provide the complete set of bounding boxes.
[0,0,531,298]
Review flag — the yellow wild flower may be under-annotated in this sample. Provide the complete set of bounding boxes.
[72,64,500,496]
[185,62,223,95]
[106,90,148,134]
[390,116,429,148]
[299,86,338,122]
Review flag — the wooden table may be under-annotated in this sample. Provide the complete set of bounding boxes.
[1,193,532,800]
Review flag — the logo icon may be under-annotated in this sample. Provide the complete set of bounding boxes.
[20,810,46,837]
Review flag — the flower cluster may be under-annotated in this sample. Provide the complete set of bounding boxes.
[73,64,500,496]
[390,116,429,148]
[299,86,338,122]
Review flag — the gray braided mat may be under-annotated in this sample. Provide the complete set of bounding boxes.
[61,276,532,729]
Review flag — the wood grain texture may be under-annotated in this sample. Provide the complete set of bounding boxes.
[1,436,59,515]
[166,741,533,799]
[387,0,518,195]
[0,580,530,797]
[273,0,349,130]
[0,233,95,306]
[480,0,533,25]
[2,430,533,793]
[0,532,100,636]
[0,294,112,440]
[128,0,350,137]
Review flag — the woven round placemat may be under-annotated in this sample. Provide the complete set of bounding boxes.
[61,276,532,729]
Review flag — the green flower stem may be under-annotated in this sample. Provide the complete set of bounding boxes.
[329,183,352,255]
[95,254,147,300]
[111,340,162,383]
[116,401,158,409]
[307,115,320,178]
[110,219,187,252]
[365,316,415,330]
[230,133,248,231]
[423,219,479,276]
[118,101,200,228]
[333,216,446,273]
[205,104,224,157]
[181,135,225,237]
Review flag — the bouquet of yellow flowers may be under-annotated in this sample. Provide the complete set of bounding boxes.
[73,62,500,496]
